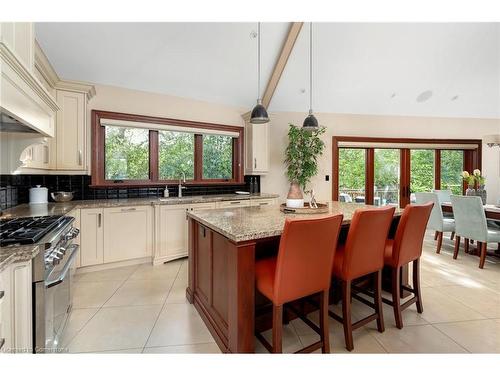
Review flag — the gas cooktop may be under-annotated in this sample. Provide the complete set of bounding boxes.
[0,215,66,247]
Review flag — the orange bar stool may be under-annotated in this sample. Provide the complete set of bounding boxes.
[330,206,395,352]
[255,214,343,354]
[383,202,433,328]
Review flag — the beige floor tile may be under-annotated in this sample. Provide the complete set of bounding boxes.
[104,278,175,307]
[74,265,139,283]
[145,303,214,347]
[67,305,161,353]
[143,343,221,353]
[165,275,189,304]
[129,261,182,280]
[434,319,500,353]
[93,348,144,354]
[372,324,467,353]
[439,285,500,318]
[255,324,304,353]
[60,308,99,348]
[72,280,123,308]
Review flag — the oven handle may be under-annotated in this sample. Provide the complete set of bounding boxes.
[46,244,79,289]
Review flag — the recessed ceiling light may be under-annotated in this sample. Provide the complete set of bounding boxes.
[451,95,459,101]
[416,90,433,103]
[300,88,306,94]
[249,30,257,39]
[390,92,396,98]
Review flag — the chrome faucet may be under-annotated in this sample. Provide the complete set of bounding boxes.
[178,172,186,198]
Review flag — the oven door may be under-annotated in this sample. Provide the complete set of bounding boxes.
[44,244,79,352]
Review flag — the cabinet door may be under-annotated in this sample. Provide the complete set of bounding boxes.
[80,209,104,267]
[0,267,12,353]
[215,200,251,209]
[10,261,32,353]
[103,206,152,263]
[159,205,190,262]
[0,22,34,72]
[245,122,269,174]
[56,90,86,170]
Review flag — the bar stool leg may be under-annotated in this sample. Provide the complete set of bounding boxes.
[450,232,455,241]
[479,242,487,269]
[319,291,330,353]
[464,238,470,254]
[341,280,354,351]
[453,235,461,259]
[436,232,443,254]
[391,267,403,329]
[434,231,439,240]
[413,258,423,313]
[374,270,385,333]
[272,305,283,353]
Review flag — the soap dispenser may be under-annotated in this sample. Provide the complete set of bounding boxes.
[164,186,169,198]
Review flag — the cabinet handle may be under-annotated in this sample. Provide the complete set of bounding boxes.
[44,145,49,164]
[121,207,136,212]
[0,290,4,299]
[230,201,241,205]
[78,150,83,166]
[259,202,268,206]
[0,338,5,350]
[98,213,101,227]
[254,158,257,169]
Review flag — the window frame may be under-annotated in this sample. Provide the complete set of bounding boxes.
[91,110,244,187]
[332,136,482,208]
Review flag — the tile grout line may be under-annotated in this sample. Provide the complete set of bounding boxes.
[141,260,185,353]
[430,322,472,353]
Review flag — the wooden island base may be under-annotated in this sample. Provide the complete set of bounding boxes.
[186,215,405,353]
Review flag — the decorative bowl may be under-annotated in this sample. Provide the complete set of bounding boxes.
[51,191,74,202]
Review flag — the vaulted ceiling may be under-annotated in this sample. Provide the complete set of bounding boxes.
[36,22,500,119]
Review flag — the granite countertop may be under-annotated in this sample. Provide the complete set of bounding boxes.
[0,244,40,273]
[0,193,279,219]
[187,201,402,242]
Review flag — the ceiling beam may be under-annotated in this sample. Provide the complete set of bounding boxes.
[242,22,303,121]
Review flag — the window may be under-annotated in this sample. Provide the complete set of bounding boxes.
[374,149,400,206]
[441,150,464,195]
[410,149,435,194]
[338,148,366,203]
[92,111,244,186]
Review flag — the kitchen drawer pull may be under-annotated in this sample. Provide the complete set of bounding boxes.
[259,202,268,206]
[78,150,83,166]
[254,158,257,169]
[0,338,5,350]
[0,290,4,299]
[98,213,102,227]
[121,207,137,212]
[230,201,241,205]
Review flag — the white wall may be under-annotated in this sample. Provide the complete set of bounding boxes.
[261,111,500,204]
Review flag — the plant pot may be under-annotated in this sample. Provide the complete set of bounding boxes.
[476,185,487,204]
[286,182,304,208]
[466,184,476,196]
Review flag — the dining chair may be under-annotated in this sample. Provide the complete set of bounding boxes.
[330,206,395,351]
[450,195,500,268]
[432,189,452,204]
[415,192,455,253]
[254,214,343,353]
[383,202,433,328]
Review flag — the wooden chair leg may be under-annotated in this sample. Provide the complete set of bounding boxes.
[496,243,500,255]
[272,304,283,353]
[450,232,455,241]
[413,259,423,313]
[341,280,354,351]
[479,242,487,269]
[434,231,439,240]
[464,238,470,254]
[453,235,461,259]
[436,232,443,254]
[391,267,403,329]
[319,291,330,353]
[374,270,385,333]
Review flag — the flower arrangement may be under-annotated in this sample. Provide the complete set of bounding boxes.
[461,170,486,186]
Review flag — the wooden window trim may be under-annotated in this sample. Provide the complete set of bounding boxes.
[332,136,482,207]
[91,110,245,187]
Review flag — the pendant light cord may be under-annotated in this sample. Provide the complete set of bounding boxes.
[258,22,261,101]
[309,22,313,113]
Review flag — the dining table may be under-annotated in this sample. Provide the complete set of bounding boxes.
[442,202,500,220]
[185,201,404,353]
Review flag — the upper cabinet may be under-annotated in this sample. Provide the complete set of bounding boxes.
[0,22,34,73]
[245,121,270,174]
[56,90,87,170]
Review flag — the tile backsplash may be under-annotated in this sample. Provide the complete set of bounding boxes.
[0,174,260,206]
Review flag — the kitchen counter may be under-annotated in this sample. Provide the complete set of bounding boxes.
[0,193,279,219]
[187,201,401,242]
[0,244,40,272]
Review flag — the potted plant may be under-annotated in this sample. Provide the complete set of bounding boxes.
[474,169,487,204]
[462,171,476,196]
[284,124,326,208]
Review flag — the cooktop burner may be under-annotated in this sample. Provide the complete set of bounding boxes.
[0,215,66,246]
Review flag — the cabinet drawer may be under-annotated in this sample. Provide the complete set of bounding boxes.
[215,200,251,209]
[250,199,276,207]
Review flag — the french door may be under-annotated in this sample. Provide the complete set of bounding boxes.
[332,137,481,208]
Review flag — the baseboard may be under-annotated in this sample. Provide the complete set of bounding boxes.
[153,253,188,265]
[76,256,152,274]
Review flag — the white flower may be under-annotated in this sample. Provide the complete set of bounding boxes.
[461,171,470,178]
[473,169,481,176]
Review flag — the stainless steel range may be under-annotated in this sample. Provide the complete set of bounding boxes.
[0,215,80,353]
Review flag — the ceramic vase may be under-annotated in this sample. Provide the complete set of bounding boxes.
[286,182,304,208]
[476,185,487,204]
[466,184,476,197]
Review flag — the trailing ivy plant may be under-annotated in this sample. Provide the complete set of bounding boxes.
[284,124,326,191]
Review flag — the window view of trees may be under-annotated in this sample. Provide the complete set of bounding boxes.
[441,150,464,194]
[159,130,195,180]
[338,148,365,203]
[410,149,435,193]
[105,126,149,180]
[374,149,400,206]
[202,135,233,179]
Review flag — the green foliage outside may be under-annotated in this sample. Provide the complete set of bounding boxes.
[284,124,326,191]
[441,150,464,194]
[105,127,149,180]
[410,150,435,193]
[202,135,233,179]
[159,131,195,180]
[338,149,366,190]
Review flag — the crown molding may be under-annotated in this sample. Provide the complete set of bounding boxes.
[55,79,96,101]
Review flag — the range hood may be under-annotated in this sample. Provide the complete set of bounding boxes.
[0,111,39,133]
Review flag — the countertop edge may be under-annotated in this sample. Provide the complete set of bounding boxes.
[0,244,40,272]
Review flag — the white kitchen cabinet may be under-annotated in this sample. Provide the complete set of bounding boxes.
[103,206,153,263]
[20,142,51,170]
[155,202,216,264]
[0,22,34,73]
[245,122,269,174]
[250,198,277,207]
[215,200,251,209]
[0,260,32,353]
[55,90,86,171]
[80,208,104,267]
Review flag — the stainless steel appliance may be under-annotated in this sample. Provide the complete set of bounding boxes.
[0,215,79,353]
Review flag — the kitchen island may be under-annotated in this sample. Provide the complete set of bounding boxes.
[186,202,402,353]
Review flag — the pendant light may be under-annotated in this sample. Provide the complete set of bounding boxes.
[250,22,270,124]
[303,22,319,130]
